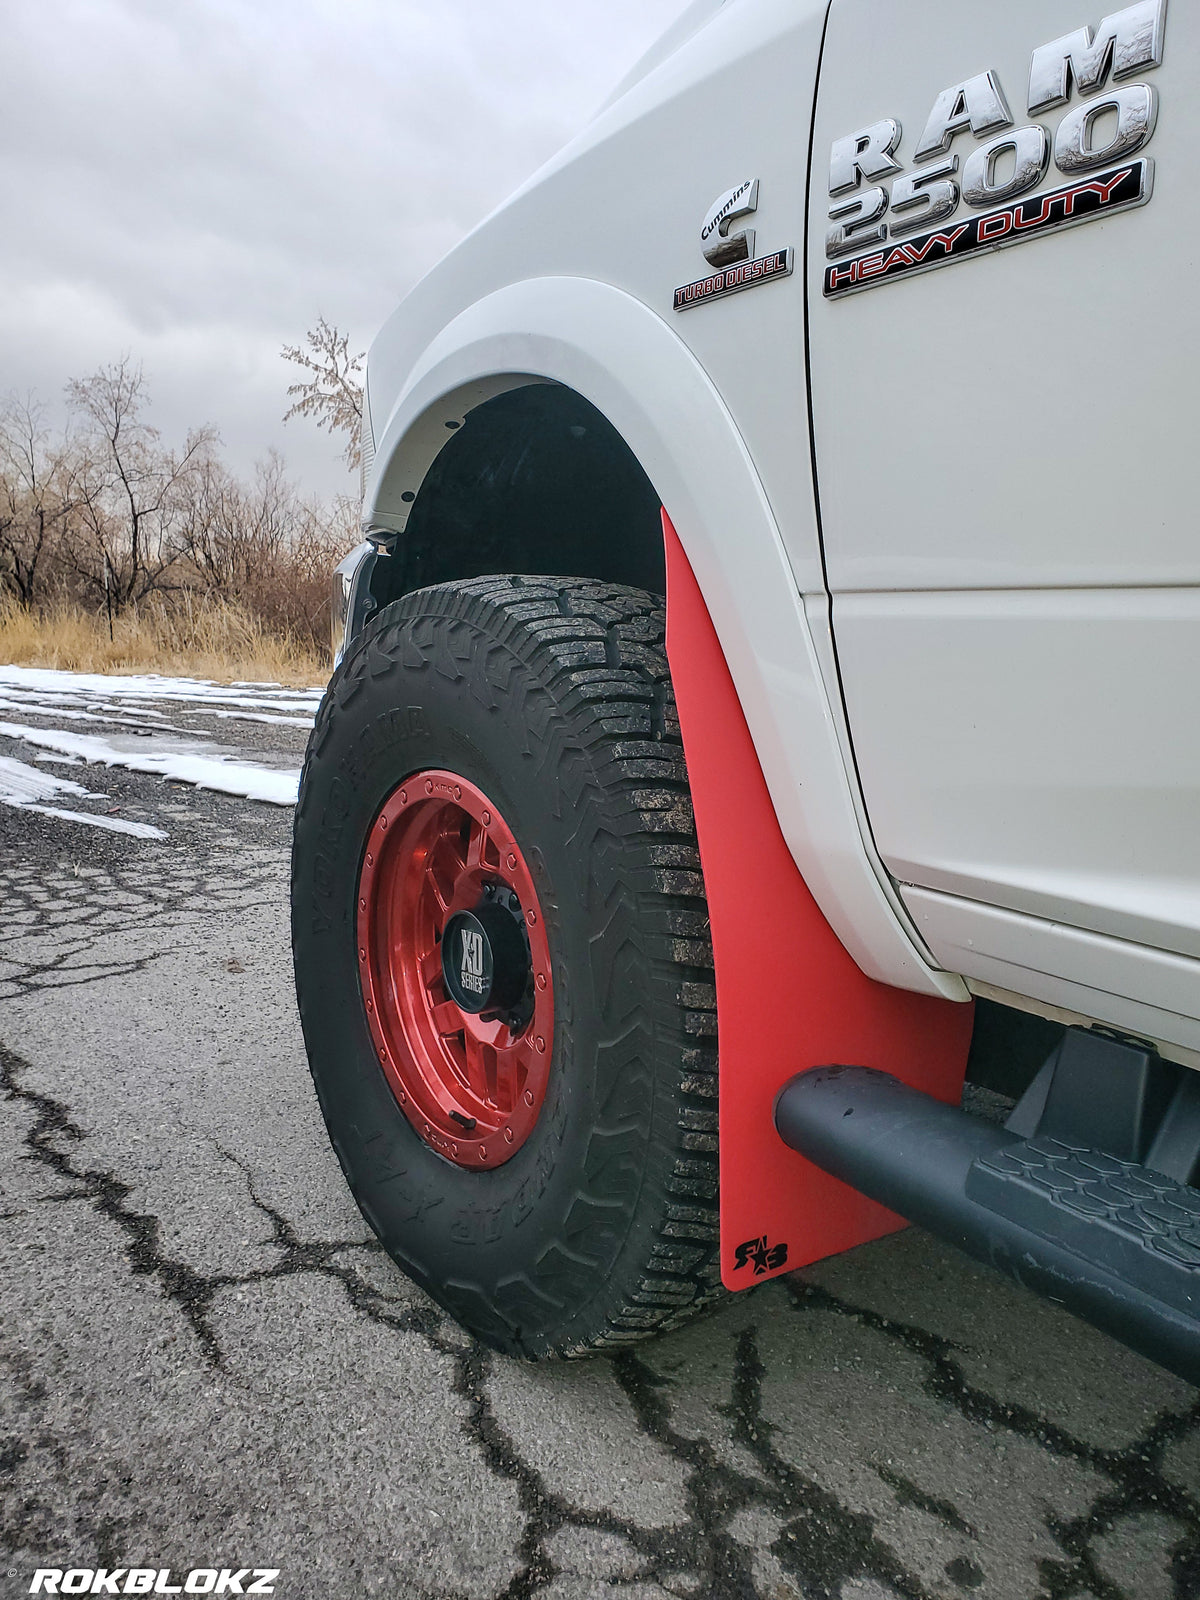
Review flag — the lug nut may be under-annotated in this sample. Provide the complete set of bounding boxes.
[504,1128,514,1143]
[400,789,407,804]
[526,909,536,926]
[536,974,547,990]
[507,853,517,869]
[366,852,374,866]
[524,1089,534,1106]
[482,810,491,825]
[478,1145,487,1160]
[536,1037,546,1053]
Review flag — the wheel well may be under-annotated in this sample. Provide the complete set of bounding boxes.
[368,384,665,611]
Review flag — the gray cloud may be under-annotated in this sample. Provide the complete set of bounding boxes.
[2,0,687,496]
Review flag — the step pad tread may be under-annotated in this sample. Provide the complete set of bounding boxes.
[967,1136,1200,1315]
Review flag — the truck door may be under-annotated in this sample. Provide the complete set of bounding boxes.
[806,0,1200,1046]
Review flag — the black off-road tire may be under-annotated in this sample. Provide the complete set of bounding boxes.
[291,575,722,1357]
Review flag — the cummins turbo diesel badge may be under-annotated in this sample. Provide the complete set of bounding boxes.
[675,178,794,309]
[824,0,1164,298]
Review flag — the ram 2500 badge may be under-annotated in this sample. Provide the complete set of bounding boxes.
[293,0,1200,1379]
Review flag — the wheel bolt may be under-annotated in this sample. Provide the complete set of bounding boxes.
[504,1127,514,1143]
[478,1145,487,1160]
[507,853,517,869]
[426,779,434,794]
[536,1037,546,1053]
[359,948,367,961]
[526,909,536,926]
[536,974,546,991]
[366,852,374,866]
[524,1089,534,1106]
[365,998,373,1011]
[482,810,491,825]
[451,1144,458,1158]
[400,789,407,804]
[424,1121,431,1135]
[380,817,387,829]
[359,898,366,909]
[398,1089,406,1103]
[454,784,462,799]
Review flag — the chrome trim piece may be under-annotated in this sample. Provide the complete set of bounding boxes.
[961,125,1050,208]
[828,120,902,196]
[1055,83,1158,173]
[673,245,793,310]
[331,540,378,667]
[915,71,1013,162]
[1028,0,1166,115]
[826,186,887,259]
[701,178,759,267]
[889,156,959,237]
[824,159,1152,299]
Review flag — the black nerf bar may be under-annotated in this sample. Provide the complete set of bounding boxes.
[775,1066,1200,1386]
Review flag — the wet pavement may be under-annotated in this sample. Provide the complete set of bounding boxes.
[1,697,1199,1600]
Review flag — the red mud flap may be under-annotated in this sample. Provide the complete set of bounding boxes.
[661,511,974,1291]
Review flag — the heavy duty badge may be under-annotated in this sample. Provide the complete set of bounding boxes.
[825,160,1151,298]
[825,0,1165,297]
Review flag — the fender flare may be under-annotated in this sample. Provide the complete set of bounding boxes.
[364,275,966,1001]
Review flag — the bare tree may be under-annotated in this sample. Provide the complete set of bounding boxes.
[180,450,304,593]
[281,318,364,470]
[66,359,216,613]
[0,395,79,606]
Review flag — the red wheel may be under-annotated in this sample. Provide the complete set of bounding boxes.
[356,770,553,1169]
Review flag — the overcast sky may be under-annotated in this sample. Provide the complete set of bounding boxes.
[2,0,688,498]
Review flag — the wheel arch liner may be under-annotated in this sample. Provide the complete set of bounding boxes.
[663,512,975,1289]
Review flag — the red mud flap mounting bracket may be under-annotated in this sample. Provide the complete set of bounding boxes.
[661,511,974,1291]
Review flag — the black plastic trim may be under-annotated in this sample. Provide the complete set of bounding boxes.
[775,1064,1200,1385]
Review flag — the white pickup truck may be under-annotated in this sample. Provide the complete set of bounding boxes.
[291,0,1200,1379]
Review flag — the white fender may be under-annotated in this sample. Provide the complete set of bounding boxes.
[364,275,967,1002]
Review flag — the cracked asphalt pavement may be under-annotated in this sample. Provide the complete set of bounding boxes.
[2,709,1200,1600]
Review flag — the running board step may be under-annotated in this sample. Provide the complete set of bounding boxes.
[775,1065,1200,1384]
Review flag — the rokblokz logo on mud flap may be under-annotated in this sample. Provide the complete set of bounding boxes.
[29,1572,280,1595]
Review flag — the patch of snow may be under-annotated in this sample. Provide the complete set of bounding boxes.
[0,695,192,734]
[0,754,101,805]
[34,753,84,766]
[0,664,324,717]
[210,709,315,728]
[18,803,167,840]
[0,752,161,838]
[0,722,300,807]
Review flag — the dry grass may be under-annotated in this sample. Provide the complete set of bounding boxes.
[0,595,327,686]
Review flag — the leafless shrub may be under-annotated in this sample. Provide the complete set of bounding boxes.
[281,317,365,470]
[0,345,362,666]
[65,359,217,615]
[0,395,78,606]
